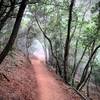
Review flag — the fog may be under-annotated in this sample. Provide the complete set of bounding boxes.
[28,38,49,62]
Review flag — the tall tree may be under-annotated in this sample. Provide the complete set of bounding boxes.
[0,0,15,30]
[0,0,27,64]
[76,1,100,90]
[63,0,75,82]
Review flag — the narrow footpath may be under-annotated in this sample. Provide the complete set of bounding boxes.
[31,58,81,100]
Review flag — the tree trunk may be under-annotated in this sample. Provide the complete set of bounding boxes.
[0,0,27,64]
[63,0,75,82]
[76,45,100,90]
[72,45,87,85]
[35,14,62,76]
[77,9,100,89]
[71,39,78,86]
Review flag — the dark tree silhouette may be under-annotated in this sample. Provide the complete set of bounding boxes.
[63,0,75,82]
[0,0,15,30]
[0,0,27,64]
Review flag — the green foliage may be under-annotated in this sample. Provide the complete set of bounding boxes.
[1,0,100,92]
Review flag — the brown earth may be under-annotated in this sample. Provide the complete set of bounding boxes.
[0,50,82,100]
[0,50,38,100]
[31,58,81,100]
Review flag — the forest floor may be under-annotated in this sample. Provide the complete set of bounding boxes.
[0,50,82,100]
[0,50,38,100]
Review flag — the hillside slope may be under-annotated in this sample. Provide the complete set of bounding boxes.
[0,50,82,100]
[0,50,38,100]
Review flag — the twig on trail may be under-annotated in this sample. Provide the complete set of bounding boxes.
[0,73,10,82]
[62,82,88,100]
[72,87,88,100]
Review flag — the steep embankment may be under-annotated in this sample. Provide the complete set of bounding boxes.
[0,50,38,100]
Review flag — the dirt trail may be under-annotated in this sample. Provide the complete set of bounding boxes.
[31,59,81,100]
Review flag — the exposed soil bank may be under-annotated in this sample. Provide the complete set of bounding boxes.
[0,50,38,100]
